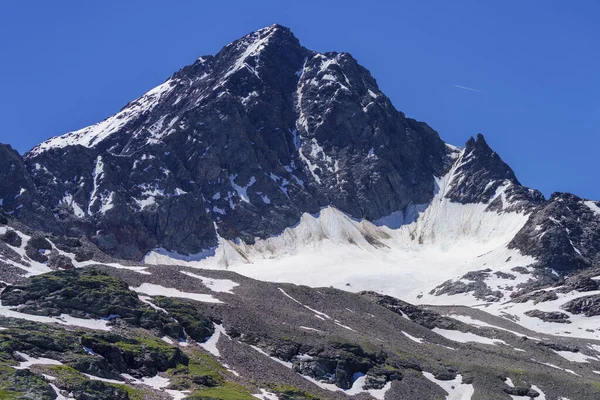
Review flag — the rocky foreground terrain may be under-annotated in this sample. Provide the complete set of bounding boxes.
[1,196,600,399]
[1,24,600,399]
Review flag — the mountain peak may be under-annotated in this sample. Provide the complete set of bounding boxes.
[444,133,544,210]
[222,23,301,62]
[465,133,490,151]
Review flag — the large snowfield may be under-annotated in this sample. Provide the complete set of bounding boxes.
[146,167,532,301]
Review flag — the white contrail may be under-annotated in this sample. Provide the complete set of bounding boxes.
[453,84,483,93]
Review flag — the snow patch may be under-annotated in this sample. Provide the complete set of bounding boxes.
[180,271,239,294]
[422,372,474,400]
[130,283,223,303]
[432,328,507,346]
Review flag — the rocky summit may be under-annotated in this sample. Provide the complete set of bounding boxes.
[0,24,599,400]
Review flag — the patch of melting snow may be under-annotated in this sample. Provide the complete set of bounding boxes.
[278,288,331,320]
[161,336,175,345]
[49,383,72,400]
[229,174,256,203]
[422,372,474,400]
[334,320,357,332]
[253,389,280,400]
[138,295,169,314]
[75,259,151,275]
[552,350,599,363]
[446,314,542,340]
[0,303,110,331]
[402,331,425,343]
[122,373,171,389]
[165,390,191,400]
[589,344,600,354]
[138,375,171,389]
[432,328,507,346]
[200,324,228,357]
[585,200,600,216]
[13,352,63,370]
[223,363,241,377]
[83,373,123,384]
[534,360,580,376]
[299,326,324,333]
[531,385,547,400]
[250,345,293,368]
[130,283,223,303]
[180,271,239,294]
[300,372,392,400]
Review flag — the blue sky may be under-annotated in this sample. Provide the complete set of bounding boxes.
[1,1,598,199]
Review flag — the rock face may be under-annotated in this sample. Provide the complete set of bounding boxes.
[22,24,450,260]
[524,309,571,323]
[561,294,600,317]
[0,144,59,233]
[509,193,600,273]
[444,134,544,213]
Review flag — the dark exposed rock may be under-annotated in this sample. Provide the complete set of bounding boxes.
[524,309,571,323]
[47,253,75,270]
[494,271,516,280]
[537,341,579,353]
[231,323,395,391]
[512,290,558,304]
[291,345,383,390]
[0,143,61,235]
[504,387,540,398]
[444,134,544,212]
[511,266,530,274]
[557,276,599,293]
[68,379,131,400]
[509,193,600,273]
[511,267,563,298]
[429,269,504,302]
[1,229,22,247]
[561,294,600,317]
[24,234,53,263]
[361,291,465,330]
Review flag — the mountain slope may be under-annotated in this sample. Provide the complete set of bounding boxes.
[25,24,449,260]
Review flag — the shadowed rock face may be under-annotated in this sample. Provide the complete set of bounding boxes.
[444,133,545,213]
[0,144,60,234]
[509,193,600,273]
[21,24,451,260]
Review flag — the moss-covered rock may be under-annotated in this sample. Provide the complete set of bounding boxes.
[185,384,257,400]
[0,269,179,336]
[40,365,136,400]
[151,296,214,342]
[272,385,318,400]
[81,332,188,376]
[166,349,225,390]
[0,365,55,400]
